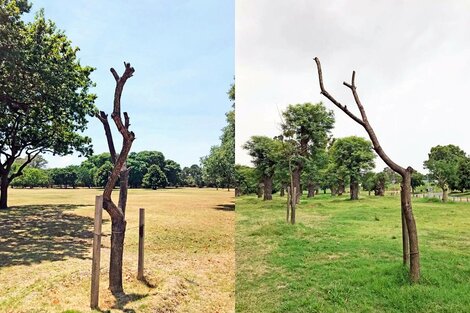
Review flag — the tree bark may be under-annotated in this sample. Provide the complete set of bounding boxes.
[350,179,359,200]
[97,62,136,293]
[307,183,315,198]
[338,180,345,195]
[0,173,8,210]
[442,186,448,202]
[257,183,263,198]
[109,217,126,293]
[292,167,301,203]
[280,184,285,197]
[263,176,273,200]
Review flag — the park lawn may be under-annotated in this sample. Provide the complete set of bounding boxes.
[0,187,234,313]
[236,193,470,313]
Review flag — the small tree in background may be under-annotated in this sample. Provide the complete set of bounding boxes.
[329,136,375,200]
[424,144,467,202]
[281,103,335,202]
[243,136,283,200]
[142,165,168,189]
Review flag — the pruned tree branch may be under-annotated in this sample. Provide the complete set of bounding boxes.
[96,111,117,163]
[313,57,405,175]
[98,62,135,220]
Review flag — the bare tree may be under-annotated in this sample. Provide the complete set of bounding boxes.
[96,62,135,293]
[314,57,420,282]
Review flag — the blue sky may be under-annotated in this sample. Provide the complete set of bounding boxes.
[26,0,234,168]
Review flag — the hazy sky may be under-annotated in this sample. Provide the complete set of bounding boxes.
[236,0,470,172]
[26,0,234,168]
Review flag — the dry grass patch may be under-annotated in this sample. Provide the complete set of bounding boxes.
[0,187,234,313]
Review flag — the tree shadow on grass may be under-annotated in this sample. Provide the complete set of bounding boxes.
[213,203,235,211]
[0,204,100,267]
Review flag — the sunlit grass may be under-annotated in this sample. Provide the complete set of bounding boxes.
[236,193,470,313]
[0,187,234,313]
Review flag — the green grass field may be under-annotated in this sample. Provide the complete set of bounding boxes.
[0,187,234,313]
[236,193,470,313]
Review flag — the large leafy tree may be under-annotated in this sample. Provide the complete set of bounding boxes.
[281,102,334,201]
[243,136,282,200]
[330,136,375,200]
[424,144,467,202]
[0,3,96,209]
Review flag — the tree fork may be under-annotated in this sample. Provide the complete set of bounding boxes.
[314,57,420,282]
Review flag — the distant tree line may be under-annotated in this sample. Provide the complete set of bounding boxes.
[9,152,208,189]
[238,102,470,202]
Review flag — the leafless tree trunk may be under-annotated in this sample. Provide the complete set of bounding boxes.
[96,62,136,293]
[314,58,420,282]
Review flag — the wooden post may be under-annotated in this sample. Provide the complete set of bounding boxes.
[291,187,296,224]
[137,208,145,281]
[90,195,103,309]
[286,187,291,223]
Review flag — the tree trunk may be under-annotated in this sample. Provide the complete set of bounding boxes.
[280,185,285,197]
[338,180,345,195]
[350,179,359,200]
[0,173,8,210]
[263,176,273,200]
[109,217,127,294]
[401,170,420,282]
[331,186,338,196]
[257,183,263,198]
[442,186,448,202]
[307,183,315,198]
[314,57,420,282]
[292,167,301,203]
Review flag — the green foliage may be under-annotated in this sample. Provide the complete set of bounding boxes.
[201,83,235,189]
[235,165,259,195]
[281,102,335,155]
[329,136,376,182]
[164,159,182,187]
[142,164,168,189]
[411,171,425,192]
[243,136,283,178]
[93,162,113,188]
[457,157,470,192]
[424,144,467,191]
[181,164,204,187]
[10,167,49,188]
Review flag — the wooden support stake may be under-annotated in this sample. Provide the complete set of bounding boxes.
[291,187,296,224]
[137,208,145,281]
[90,195,103,309]
[286,187,291,223]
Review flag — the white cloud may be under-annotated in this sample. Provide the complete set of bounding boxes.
[236,0,470,171]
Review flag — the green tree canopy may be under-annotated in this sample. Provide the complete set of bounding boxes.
[330,136,375,199]
[0,3,96,208]
[424,144,467,201]
[142,164,168,189]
